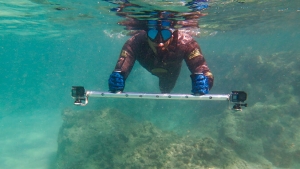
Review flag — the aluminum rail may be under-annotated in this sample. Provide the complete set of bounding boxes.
[71,86,247,110]
[86,91,230,101]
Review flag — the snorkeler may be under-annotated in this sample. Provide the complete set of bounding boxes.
[108,19,214,95]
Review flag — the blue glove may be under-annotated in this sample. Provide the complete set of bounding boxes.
[108,71,125,92]
[190,73,209,95]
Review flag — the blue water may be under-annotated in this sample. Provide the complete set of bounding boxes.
[0,0,300,168]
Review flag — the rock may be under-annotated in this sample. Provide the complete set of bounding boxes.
[55,108,253,169]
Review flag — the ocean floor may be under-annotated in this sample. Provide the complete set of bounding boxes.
[55,104,300,169]
[0,111,61,169]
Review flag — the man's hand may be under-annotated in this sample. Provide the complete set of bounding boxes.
[190,73,209,95]
[108,71,125,93]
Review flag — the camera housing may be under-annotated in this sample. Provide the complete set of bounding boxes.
[72,86,85,98]
[230,91,247,110]
[71,86,87,105]
[230,91,247,102]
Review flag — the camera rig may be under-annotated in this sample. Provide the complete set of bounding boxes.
[71,86,247,111]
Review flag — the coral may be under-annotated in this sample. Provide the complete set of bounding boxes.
[56,108,254,169]
[218,99,300,168]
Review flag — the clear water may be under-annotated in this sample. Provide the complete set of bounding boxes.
[0,0,299,168]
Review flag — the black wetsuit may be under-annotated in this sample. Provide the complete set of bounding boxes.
[113,30,214,93]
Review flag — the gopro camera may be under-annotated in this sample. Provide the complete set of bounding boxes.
[230,91,247,110]
[71,86,87,105]
[230,91,247,102]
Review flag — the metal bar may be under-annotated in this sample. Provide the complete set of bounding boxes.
[86,91,230,101]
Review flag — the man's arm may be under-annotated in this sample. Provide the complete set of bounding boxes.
[113,38,137,79]
[109,34,140,92]
[184,40,214,90]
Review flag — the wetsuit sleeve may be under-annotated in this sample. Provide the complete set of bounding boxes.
[184,40,214,89]
[113,37,137,79]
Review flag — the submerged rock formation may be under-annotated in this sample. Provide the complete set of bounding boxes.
[56,108,259,169]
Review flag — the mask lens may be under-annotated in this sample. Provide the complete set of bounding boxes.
[161,29,172,41]
[147,29,158,40]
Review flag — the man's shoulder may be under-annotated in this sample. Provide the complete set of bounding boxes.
[123,31,148,52]
[177,30,195,45]
[127,30,147,43]
[174,30,201,55]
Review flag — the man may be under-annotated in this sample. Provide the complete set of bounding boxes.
[108,20,213,95]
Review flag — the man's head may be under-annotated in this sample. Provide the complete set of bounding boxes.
[147,20,174,53]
